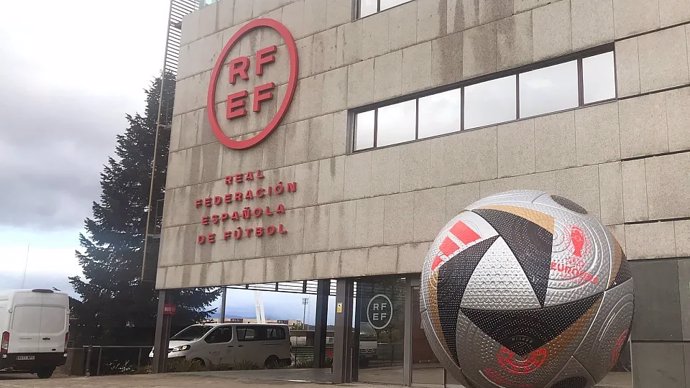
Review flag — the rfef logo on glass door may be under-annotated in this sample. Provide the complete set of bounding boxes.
[367,294,393,330]
[207,19,298,150]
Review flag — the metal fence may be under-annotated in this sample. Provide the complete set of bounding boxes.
[83,345,152,376]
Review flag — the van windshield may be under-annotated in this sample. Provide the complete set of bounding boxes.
[171,325,213,341]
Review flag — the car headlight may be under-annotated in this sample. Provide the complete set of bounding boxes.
[170,345,191,352]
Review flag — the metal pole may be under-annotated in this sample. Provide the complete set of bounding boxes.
[220,287,227,323]
[302,297,309,329]
[85,346,92,376]
[153,290,171,373]
[96,347,102,376]
[137,347,142,369]
[403,278,413,386]
[332,279,354,383]
[313,279,329,368]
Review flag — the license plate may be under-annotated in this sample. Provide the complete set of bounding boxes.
[16,356,35,361]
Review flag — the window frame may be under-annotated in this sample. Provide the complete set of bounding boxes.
[356,0,414,19]
[349,44,616,153]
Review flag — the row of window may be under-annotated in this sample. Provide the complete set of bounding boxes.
[200,325,287,344]
[359,0,413,18]
[353,50,616,151]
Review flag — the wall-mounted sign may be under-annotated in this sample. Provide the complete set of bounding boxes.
[163,303,176,316]
[367,294,393,330]
[207,18,298,150]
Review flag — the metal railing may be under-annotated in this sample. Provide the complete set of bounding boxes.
[83,345,152,376]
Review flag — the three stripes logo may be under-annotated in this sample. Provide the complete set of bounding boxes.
[431,220,481,271]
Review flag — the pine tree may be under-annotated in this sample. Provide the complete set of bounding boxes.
[69,74,220,345]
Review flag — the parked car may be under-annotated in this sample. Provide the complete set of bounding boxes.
[0,289,69,378]
[149,323,291,369]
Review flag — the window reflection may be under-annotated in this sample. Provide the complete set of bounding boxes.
[377,100,416,147]
[359,0,378,17]
[380,0,413,11]
[465,75,516,129]
[355,110,375,150]
[583,52,616,104]
[520,61,578,118]
[418,89,461,139]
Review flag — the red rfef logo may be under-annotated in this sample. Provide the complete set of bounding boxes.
[207,18,298,150]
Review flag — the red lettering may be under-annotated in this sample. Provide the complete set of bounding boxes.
[235,173,244,183]
[228,56,249,84]
[287,182,297,193]
[245,190,254,200]
[197,235,206,244]
[224,230,232,240]
[204,197,212,207]
[208,233,216,244]
[245,228,254,238]
[225,175,233,185]
[214,196,223,205]
[224,193,233,203]
[226,90,248,120]
[246,171,254,181]
[257,170,265,179]
[267,225,277,235]
[256,227,264,237]
[276,204,286,214]
[253,82,275,112]
[231,211,240,221]
[278,224,287,234]
[257,188,266,198]
[201,216,210,226]
[255,45,277,76]
[265,206,274,216]
[212,214,220,224]
[235,192,243,201]
[221,213,230,222]
[195,199,203,208]
[254,208,263,217]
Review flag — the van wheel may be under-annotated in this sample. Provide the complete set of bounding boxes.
[264,355,279,369]
[36,367,55,379]
[190,358,206,369]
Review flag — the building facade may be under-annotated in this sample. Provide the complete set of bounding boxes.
[157,0,690,385]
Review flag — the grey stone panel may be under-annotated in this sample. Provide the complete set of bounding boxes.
[347,58,375,108]
[630,259,682,341]
[618,92,669,159]
[331,110,348,156]
[383,191,415,245]
[598,162,624,226]
[445,183,481,221]
[678,258,690,340]
[398,242,431,274]
[366,245,398,275]
[625,222,676,260]
[514,0,552,13]
[462,22,497,78]
[279,207,305,255]
[311,28,338,75]
[374,50,403,101]
[371,146,401,196]
[621,159,648,222]
[295,35,314,79]
[322,67,348,114]
[343,151,372,200]
[336,20,363,67]
[242,258,265,284]
[431,31,464,87]
[417,0,447,43]
[676,221,690,257]
[314,250,340,279]
[615,38,641,98]
[164,266,184,289]
[497,11,533,71]
[362,11,389,60]
[638,25,690,93]
[660,0,690,27]
[354,197,385,247]
[479,171,556,198]
[181,2,217,45]
[292,161,319,208]
[317,156,345,204]
[401,42,432,94]
[413,187,447,242]
[260,123,287,171]
[497,120,536,178]
[613,0,660,39]
[173,71,211,115]
[297,73,325,120]
[571,0,614,50]
[574,102,620,166]
[532,0,572,61]
[666,87,690,152]
[266,256,290,283]
[534,111,577,172]
[327,200,357,250]
[339,248,369,277]
[441,126,498,185]
[325,0,352,30]
[608,224,626,253]
[302,205,329,251]
[399,141,435,192]
[632,342,686,388]
[388,1,418,51]
[302,0,328,38]
[289,253,315,280]
[554,165,601,220]
[281,0,306,39]
[645,152,690,220]
[177,32,223,80]
[284,120,310,166]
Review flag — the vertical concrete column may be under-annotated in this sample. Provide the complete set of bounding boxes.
[403,278,414,386]
[332,279,354,383]
[152,290,172,374]
[313,279,330,368]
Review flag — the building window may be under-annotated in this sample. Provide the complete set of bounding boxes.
[359,0,414,18]
[351,46,616,152]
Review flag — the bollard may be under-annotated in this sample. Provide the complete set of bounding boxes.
[85,346,92,376]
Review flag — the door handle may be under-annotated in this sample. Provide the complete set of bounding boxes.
[238,345,243,348]
[42,338,51,341]
[227,345,234,348]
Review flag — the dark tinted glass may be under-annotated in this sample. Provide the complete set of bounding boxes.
[520,60,578,118]
[418,88,461,139]
[171,325,213,341]
[204,326,232,343]
[376,100,416,147]
[583,52,616,103]
[464,75,516,129]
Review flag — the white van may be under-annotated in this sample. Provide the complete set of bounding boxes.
[0,289,69,378]
[150,323,291,369]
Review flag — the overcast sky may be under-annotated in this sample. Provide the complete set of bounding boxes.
[0,0,326,324]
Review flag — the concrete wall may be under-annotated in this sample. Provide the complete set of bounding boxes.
[160,1,690,383]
